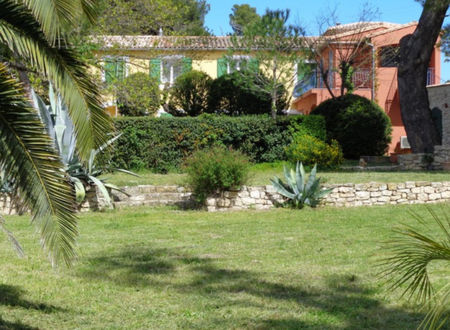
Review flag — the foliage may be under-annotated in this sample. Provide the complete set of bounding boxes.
[96,0,210,35]
[0,0,113,266]
[285,134,343,169]
[207,71,288,116]
[311,94,392,159]
[382,207,450,329]
[287,115,327,141]
[115,72,160,117]
[231,9,304,118]
[442,24,450,62]
[229,4,260,35]
[32,88,133,209]
[110,115,320,172]
[186,146,249,203]
[271,162,331,209]
[168,70,212,117]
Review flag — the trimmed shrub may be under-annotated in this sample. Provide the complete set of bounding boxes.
[285,134,343,169]
[168,70,212,116]
[207,71,288,116]
[115,72,160,116]
[110,115,326,173]
[186,146,249,202]
[311,94,391,159]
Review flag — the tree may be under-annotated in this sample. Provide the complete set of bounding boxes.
[96,0,210,35]
[0,0,112,266]
[303,5,380,99]
[229,4,260,36]
[231,9,304,118]
[398,0,449,153]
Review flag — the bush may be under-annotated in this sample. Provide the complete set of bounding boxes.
[207,71,288,116]
[109,115,326,173]
[168,70,212,116]
[311,94,392,159]
[115,72,160,116]
[285,134,343,169]
[186,146,249,202]
[288,115,326,141]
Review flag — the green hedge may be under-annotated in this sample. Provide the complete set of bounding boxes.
[110,114,325,172]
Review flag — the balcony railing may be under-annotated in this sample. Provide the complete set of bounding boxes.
[427,68,435,86]
[293,69,371,98]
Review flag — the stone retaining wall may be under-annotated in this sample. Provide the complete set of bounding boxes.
[2,181,450,214]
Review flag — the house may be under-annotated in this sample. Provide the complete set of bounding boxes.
[291,21,441,156]
[96,21,441,156]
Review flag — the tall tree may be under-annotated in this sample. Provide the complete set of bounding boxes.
[96,0,210,35]
[230,9,304,119]
[0,0,112,266]
[398,0,449,153]
[229,4,260,36]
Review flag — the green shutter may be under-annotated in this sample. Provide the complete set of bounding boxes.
[149,58,161,82]
[104,58,116,85]
[217,58,227,77]
[182,57,192,74]
[248,58,259,73]
[116,58,125,81]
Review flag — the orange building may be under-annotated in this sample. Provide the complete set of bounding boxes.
[292,22,441,156]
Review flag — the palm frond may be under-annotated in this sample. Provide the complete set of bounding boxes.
[381,207,450,329]
[21,0,99,43]
[0,63,77,266]
[0,0,112,161]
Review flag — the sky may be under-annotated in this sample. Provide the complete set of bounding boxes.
[204,0,450,83]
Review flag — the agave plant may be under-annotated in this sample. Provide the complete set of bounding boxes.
[32,88,135,208]
[270,162,331,209]
[381,208,449,329]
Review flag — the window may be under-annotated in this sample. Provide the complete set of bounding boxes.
[217,56,258,77]
[379,46,400,67]
[103,57,127,84]
[150,56,192,86]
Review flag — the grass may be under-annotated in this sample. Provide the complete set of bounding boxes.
[102,162,450,187]
[0,204,448,329]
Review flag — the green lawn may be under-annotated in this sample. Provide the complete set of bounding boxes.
[0,205,448,329]
[102,162,450,187]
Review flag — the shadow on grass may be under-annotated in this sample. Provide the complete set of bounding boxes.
[77,246,428,329]
[0,284,64,314]
[0,317,38,330]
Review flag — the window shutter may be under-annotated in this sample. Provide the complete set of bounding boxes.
[182,57,192,74]
[116,58,126,81]
[149,58,161,82]
[104,58,116,85]
[248,58,259,73]
[217,58,227,77]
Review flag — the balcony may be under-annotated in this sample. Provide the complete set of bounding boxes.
[293,69,372,98]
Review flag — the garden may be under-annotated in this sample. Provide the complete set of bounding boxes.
[0,0,449,329]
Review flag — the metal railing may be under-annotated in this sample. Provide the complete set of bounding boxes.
[427,68,435,86]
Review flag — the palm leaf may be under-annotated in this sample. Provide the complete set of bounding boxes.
[0,63,77,266]
[22,0,99,43]
[0,0,112,161]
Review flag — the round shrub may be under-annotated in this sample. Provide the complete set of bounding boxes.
[168,70,212,116]
[186,146,249,203]
[311,94,391,159]
[207,71,288,116]
[285,134,343,169]
[115,72,160,116]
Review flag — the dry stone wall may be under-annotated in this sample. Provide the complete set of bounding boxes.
[2,182,450,214]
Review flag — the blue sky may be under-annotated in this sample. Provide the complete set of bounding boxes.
[204,0,449,83]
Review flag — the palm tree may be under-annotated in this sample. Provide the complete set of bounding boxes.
[0,0,112,266]
[382,208,450,329]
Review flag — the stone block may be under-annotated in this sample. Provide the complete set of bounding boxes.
[423,186,435,194]
[250,190,260,199]
[429,193,441,201]
[241,197,256,205]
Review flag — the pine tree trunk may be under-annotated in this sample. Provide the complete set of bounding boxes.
[398,0,448,153]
